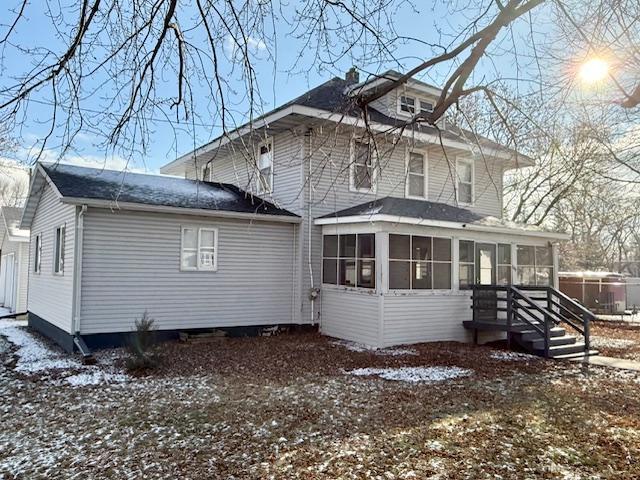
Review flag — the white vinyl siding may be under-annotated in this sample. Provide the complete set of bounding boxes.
[0,236,29,313]
[27,183,75,332]
[320,289,380,347]
[79,209,297,335]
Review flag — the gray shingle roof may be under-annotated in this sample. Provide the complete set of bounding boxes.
[317,197,486,223]
[41,163,299,218]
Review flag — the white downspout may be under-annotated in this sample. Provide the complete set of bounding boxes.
[72,205,87,334]
[307,128,315,325]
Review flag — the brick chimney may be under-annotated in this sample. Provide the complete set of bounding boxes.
[345,67,359,84]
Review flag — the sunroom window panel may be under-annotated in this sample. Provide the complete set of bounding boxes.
[517,245,535,266]
[517,266,536,285]
[536,246,553,266]
[536,267,553,286]
[459,240,474,263]
[498,244,511,265]
[412,262,432,289]
[339,234,356,258]
[433,262,452,289]
[459,264,474,289]
[433,238,451,262]
[339,259,357,287]
[323,259,338,284]
[389,234,411,260]
[323,235,338,258]
[358,260,375,288]
[497,266,512,286]
[357,233,375,259]
[389,261,411,289]
[412,236,431,261]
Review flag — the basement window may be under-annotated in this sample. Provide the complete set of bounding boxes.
[322,233,375,289]
[53,226,65,275]
[181,227,218,271]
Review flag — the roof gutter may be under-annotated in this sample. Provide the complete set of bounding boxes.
[160,105,533,174]
[314,213,569,240]
[59,197,302,224]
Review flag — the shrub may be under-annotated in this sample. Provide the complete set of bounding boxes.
[125,311,161,372]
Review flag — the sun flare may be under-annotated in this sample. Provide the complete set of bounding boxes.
[578,58,609,83]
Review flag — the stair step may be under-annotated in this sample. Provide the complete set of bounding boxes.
[518,327,566,340]
[551,350,600,360]
[542,343,588,357]
[526,335,577,349]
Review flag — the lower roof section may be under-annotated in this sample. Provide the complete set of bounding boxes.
[315,196,568,240]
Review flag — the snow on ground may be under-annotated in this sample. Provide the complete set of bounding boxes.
[0,318,128,385]
[490,350,540,361]
[331,340,418,356]
[0,307,12,317]
[347,366,472,383]
[590,335,636,349]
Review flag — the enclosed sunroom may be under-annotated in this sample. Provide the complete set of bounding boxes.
[315,197,566,349]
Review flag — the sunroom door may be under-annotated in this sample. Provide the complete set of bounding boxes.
[476,243,496,286]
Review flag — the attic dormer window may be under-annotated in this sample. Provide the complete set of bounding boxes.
[420,101,434,115]
[399,96,416,114]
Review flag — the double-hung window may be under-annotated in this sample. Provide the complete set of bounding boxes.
[389,234,452,290]
[34,234,42,274]
[53,226,65,275]
[406,151,427,198]
[420,101,434,115]
[456,158,474,205]
[181,227,218,271]
[517,245,553,286]
[257,140,273,194]
[322,233,375,289]
[350,140,375,192]
[399,95,416,114]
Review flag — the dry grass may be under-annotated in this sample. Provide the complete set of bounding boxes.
[2,330,640,479]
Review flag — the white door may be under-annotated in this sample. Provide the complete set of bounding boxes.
[4,253,15,312]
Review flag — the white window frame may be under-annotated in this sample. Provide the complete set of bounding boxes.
[398,95,416,115]
[388,234,453,292]
[349,139,377,194]
[405,149,428,199]
[34,233,42,274]
[53,225,65,275]
[256,138,274,195]
[180,226,219,272]
[419,100,434,115]
[455,157,475,206]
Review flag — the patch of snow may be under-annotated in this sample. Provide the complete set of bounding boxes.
[64,370,129,387]
[346,366,472,383]
[590,336,636,349]
[490,350,539,361]
[331,340,418,356]
[0,319,80,373]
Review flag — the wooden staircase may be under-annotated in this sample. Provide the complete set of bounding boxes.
[463,285,598,359]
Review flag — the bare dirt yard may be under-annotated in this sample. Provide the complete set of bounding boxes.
[2,318,640,479]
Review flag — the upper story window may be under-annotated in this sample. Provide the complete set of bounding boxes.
[399,95,416,114]
[257,140,273,194]
[322,233,375,289]
[517,245,553,286]
[406,151,427,199]
[389,234,452,290]
[34,234,42,274]
[398,96,435,117]
[181,226,218,271]
[53,225,65,275]
[350,140,376,193]
[456,158,474,205]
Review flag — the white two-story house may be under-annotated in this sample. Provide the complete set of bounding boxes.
[20,69,577,355]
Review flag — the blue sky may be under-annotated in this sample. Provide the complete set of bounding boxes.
[0,1,555,173]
